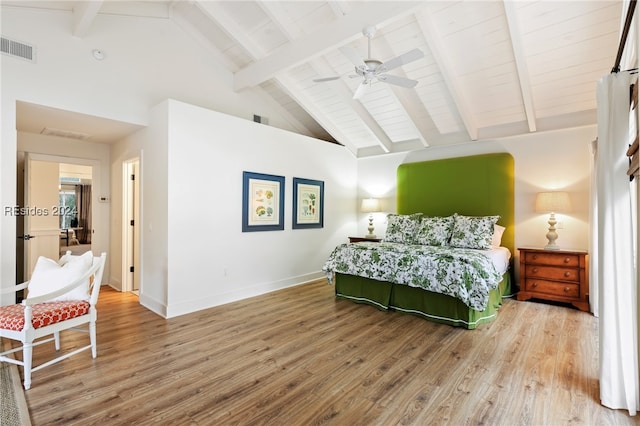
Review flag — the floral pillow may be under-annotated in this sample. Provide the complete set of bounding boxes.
[384,213,422,244]
[449,214,500,250]
[415,216,455,246]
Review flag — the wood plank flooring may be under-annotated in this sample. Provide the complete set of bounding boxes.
[11,280,638,425]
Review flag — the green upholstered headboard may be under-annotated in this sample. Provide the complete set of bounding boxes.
[397,153,515,255]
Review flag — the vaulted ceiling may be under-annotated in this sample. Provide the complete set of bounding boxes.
[6,1,626,157]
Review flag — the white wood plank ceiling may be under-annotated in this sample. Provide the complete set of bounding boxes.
[8,1,626,157]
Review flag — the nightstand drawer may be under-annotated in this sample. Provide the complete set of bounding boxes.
[525,252,579,267]
[525,265,579,282]
[524,279,579,298]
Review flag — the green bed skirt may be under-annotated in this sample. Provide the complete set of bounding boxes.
[334,272,512,329]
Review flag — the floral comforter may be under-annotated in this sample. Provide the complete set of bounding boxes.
[322,242,503,311]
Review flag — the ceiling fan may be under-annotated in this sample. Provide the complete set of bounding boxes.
[313,26,424,99]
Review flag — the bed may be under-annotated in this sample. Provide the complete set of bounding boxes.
[323,153,515,329]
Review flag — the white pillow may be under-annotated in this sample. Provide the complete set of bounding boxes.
[492,224,506,247]
[27,251,93,302]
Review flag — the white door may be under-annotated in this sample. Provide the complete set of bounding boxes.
[124,158,140,293]
[132,160,140,291]
[23,155,60,279]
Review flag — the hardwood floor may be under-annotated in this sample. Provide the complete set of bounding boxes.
[14,280,638,425]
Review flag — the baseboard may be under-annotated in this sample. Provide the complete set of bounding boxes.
[139,293,168,318]
[108,277,122,291]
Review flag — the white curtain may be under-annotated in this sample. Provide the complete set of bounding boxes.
[595,71,639,415]
[589,138,599,317]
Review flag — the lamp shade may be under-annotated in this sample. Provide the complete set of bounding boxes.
[535,191,571,213]
[361,198,381,213]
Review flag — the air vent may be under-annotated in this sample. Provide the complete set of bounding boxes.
[1,36,35,62]
[41,127,91,141]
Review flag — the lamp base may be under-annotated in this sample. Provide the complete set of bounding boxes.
[544,212,559,250]
[366,214,376,239]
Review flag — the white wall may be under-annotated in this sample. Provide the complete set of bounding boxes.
[357,125,595,283]
[165,100,356,317]
[110,103,169,313]
[111,100,357,318]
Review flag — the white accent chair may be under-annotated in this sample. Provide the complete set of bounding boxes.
[0,251,107,389]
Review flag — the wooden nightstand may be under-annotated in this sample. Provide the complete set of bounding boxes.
[348,236,382,243]
[517,248,589,312]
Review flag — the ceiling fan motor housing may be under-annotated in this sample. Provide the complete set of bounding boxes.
[356,59,382,79]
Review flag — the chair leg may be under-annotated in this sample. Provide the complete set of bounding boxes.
[90,321,97,358]
[23,342,32,390]
[54,331,61,350]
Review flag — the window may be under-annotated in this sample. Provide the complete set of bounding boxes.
[58,188,77,229]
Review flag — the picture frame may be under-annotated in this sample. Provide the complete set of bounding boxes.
[292,177,324,229]
[242,171,285,232]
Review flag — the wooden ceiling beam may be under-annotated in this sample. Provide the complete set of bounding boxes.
[503,0,537,133]
[199,0,357,153]
[233,1,424,91]
[72,1,103,37]
[415,8,479,141]
[368,29,431,147]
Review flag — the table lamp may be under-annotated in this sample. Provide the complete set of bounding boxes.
[535,191,571,250]
[361,198,381,239]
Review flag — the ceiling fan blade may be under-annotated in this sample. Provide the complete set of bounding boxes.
[377,74,418,88]
[339,45,366,69]
[313,76,341,83]
[378,48,424,73]
[353,81,370,99]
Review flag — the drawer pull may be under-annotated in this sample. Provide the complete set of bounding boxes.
[531,282,538,288]
[532,255,538,260]
[532,267,539,273]
[564,271,571,277]
[564,257,571,263]
[564,287,570,292]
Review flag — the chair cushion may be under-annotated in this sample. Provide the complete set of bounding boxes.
[0,301,90,331]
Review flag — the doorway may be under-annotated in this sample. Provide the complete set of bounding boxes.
[15,153,96,290]
[123,158,140,295]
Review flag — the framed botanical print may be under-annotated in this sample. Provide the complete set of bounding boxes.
[292,177,324,229]
[242,171,285,232]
